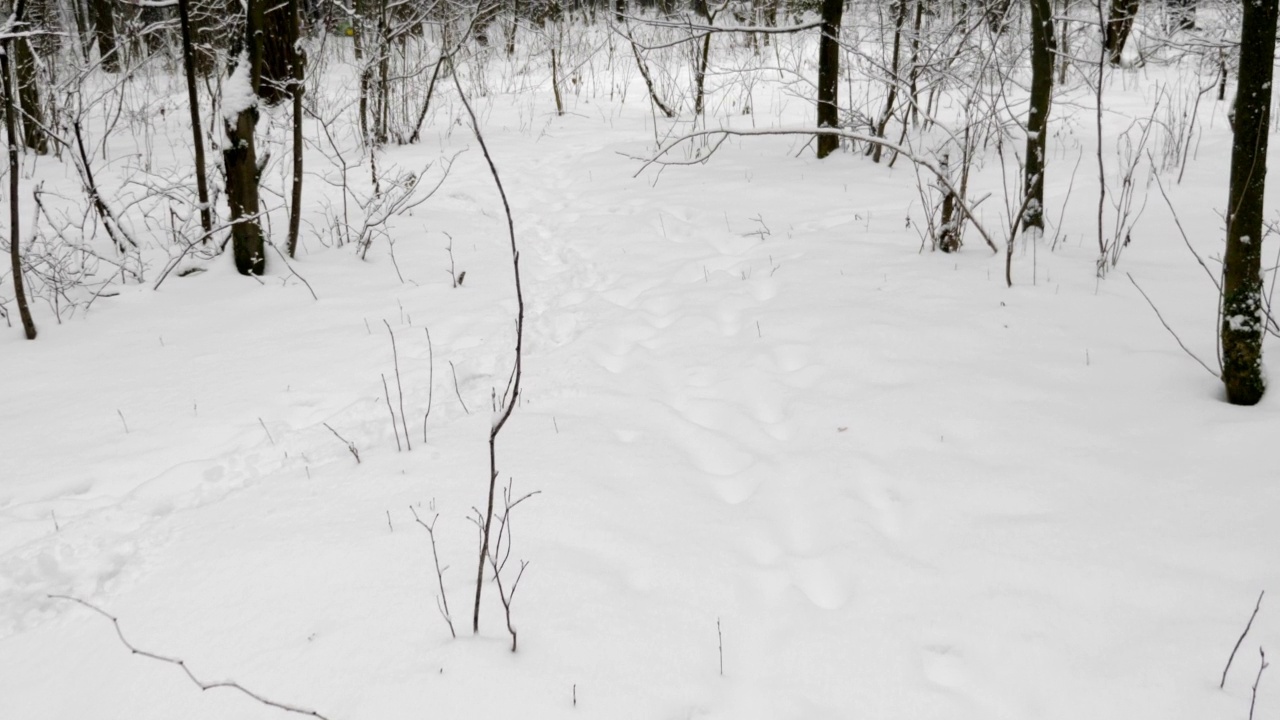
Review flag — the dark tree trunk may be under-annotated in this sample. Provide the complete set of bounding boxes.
[178,0,213,236]
[14,38,46,154]
[224,0,265,275]
[1169,0,1194,30]
[815,0,843,158]
[89,0,120,72]
[1022,0,1055,230]
[1220,0,1277,405]
[614,0,623,22]
[2,0,36,339]
[260,0,295,105]
[287,0,304,256]
[1103,0,1139,65]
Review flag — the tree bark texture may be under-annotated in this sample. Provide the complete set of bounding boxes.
[1023,0,1056,229]
[1220,0,1277,405]
[815,0,843,158]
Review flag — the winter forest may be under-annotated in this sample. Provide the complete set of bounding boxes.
[2,0,1279,715]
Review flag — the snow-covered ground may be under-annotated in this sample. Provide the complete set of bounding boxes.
[3,21,1279,720]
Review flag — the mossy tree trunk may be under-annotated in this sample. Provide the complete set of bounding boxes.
[1220,0,1277,405]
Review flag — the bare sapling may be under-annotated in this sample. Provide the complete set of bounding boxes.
[449,68,527,637]
[481,481,540,652]
[410,505,457,638]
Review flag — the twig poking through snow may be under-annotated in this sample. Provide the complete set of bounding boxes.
[449,360,469,415]
[383,320,411,451]
[1223,591,1265,688]
[48,595,336,720]
[410,506,457,639]
[1249,648,1269,720]
[322,423,360,464]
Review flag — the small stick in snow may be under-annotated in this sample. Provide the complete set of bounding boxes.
[422,327,434,444]
[1223,591,1266,688]
[51,510,59,532]
[323,422,360,464]
[1249,648,1269,720]
[717,617,724,676]
[449,360,469,414]
[116,409,129,434]
[48,595,336,720]
[258,417,275,445]
[381,374,402,452]
[383,320,412,451]
[386,510,393,532]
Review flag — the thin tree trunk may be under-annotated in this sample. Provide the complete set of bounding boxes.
[872,0,908,163]
[1220,0,1277,405]
[14,36,45,154]
[89,0,120,72]
[3,0,36,338]
[815,0,843,158]
[177,0,213,236]
[1023,0,1055,230]
[287,0,303,256]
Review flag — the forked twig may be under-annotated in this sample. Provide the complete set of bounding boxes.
[410,506,456,639]
[1223,591,1265,688]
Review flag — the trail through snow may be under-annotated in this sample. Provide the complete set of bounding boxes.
[2,84,1279,720]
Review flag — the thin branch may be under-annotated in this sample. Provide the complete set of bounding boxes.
[409,506,456,639]
[48,595,335,720]
[383,320,412,451]
[1223,591,1266,688]
[322,422,360,463]
[1126,273,1219,378]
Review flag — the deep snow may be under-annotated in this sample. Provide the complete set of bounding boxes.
[2,21,1279,720]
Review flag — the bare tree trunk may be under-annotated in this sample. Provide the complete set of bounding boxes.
[287,0,303,256]
[815,0,843,158]
[261,0,294,106]
[2,0,37,339]
[177,0,213,236]
[1220,0,1277,405]
[89,0,120,72]
[1103,0,1139,65]
[1023,0,1055,229]
[14,35,46,154]
[224,0,265,275]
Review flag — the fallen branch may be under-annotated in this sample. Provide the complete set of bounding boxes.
[48,594,335,720]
